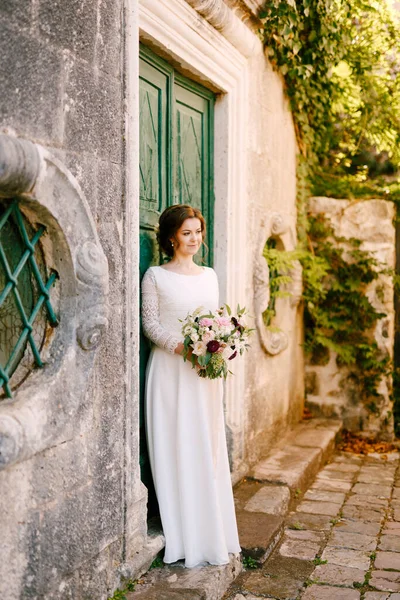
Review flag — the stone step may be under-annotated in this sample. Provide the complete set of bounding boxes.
[250,419,342,496]
[129,419,342,599]
[128,554,241,600]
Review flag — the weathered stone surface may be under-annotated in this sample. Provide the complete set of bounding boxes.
[333,519,381,536]
[326,462,360,473]
[279,538,320,560]
[251,446,322,491]
[0,19,63,142]
[306,197,395,437]
[242,570,304,599]
[244,485,290,515]
[290,426,337,462]
[363,594,390,600]
[303,489,346,504]
[346,495,389,508]
[379,536,400,552]
[328,530,377,552]
[375,552,400,571]
[317,469,356,482]
[321,547,371,570]
[236,510,282,561]
[369,570,400,592]
[284,529,325,543]
[302,584,360,599]
[286,512,333,531]
[296,500,342,516]
[311,478,353,492]
[384,522,400,535]
[64,60,122,161]
[312,563,366,586]
[352,483,392,497]
[342,505,383,523]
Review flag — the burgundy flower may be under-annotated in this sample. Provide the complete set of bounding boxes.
[207,340,220,353]
[228,351,237,360]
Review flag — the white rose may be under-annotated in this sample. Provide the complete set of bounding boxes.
[192,341,207,356]
[191,332,199,342]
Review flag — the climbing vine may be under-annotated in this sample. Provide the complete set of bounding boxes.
[260,0,400,424]
[259,0,400,222]
[263,214,392,412]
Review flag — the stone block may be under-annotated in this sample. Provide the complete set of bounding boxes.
[321,547,371,570]
[304,489,346,504]
[290,425,337,463]
[352,483,392,497]
[0,20,63,142]
[64,60,122,162]
[251,446,322,491]
[328,530,377,552]
[38,0,98,63]
[317,468,355,482]
[311,478,352,493]
[346,495,388,508]
[284,529,325,543]
[375,552,400,571]
[384,522,400,536]
[379,536,400,552]
[244,485,290,515]
[302,585,360,599]
[242,570,304,599]
[333,519,381,537]
[296,500,342,517]
[286,512,333,531]
[132,586,204,600]
[363,593,390,600]
[342,505,383,523]
[236,510,283,562]
[326,461,360,473]
[279,538,320,560]
[312,563,366,586]
[369,570,400,592]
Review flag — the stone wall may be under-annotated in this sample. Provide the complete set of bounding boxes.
[242,49,304,467]
[0,3,148,599]
[305,197,395,437]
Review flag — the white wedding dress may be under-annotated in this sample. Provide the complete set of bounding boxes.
[141,265,241,568]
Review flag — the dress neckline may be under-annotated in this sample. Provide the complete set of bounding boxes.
[157,265,207,277]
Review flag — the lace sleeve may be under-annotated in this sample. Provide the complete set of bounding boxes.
[141,269,181,354]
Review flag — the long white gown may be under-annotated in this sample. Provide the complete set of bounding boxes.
[141,265,241,568]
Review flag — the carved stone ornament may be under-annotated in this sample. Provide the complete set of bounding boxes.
[0,133,109,470]
[185,0,259,58]
[254,212,301,356]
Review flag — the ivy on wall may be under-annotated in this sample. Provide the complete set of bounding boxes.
[260,0,400,426]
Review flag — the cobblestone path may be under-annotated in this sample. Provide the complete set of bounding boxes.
[225,451,400,600]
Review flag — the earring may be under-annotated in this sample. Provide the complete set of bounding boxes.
[171,241,174,247]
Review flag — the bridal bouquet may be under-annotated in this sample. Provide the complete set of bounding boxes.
[180,305,253,379]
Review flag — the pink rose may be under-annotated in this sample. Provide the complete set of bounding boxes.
[199,318,213,327]
[216,317,231,327]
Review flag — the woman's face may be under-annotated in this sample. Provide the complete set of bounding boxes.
[172,217,203,257]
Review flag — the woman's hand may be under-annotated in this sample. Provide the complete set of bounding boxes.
[175,343,205,371]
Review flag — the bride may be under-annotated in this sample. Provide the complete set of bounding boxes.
[141,204,241,568]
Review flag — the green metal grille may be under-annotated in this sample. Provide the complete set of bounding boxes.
[0,200,58,398]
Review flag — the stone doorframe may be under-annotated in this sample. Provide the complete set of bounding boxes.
[126,0,262,492]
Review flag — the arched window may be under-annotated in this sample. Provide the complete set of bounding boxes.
[0,199,58,398]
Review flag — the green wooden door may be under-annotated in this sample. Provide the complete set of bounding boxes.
[139,45,215,515]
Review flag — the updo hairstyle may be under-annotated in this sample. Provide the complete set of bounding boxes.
[157,204,206,258]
